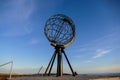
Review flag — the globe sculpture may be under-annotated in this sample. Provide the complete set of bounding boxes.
[44,14,76,76]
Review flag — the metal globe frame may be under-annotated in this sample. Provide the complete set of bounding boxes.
[44,14,76,77]
[44,14,75,47]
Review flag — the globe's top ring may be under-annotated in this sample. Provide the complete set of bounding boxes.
[44,14,75,47]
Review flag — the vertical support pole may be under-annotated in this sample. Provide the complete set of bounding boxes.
[57,50,63,76]
[57,47,63,77]
[63,50,75,76]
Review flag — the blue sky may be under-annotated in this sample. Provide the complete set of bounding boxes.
[0,0,120,74]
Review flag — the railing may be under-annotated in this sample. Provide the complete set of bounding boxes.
[0,61,13,79]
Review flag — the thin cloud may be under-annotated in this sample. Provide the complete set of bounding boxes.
[72,32,119,58]
[84,60,92,63]
[0,0,34,22]
[29,38,40,45]
[23,26,33,34]
[75,31,119,52]
[72,32,118,66]
[93,49,112,59]
[0,0,34,37]
[1,26,33,37]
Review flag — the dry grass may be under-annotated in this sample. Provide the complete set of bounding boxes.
[0,73,32,80]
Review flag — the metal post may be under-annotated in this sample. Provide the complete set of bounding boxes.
[0,61,13,79]
[57,51,63,76]
[10,61,13,79]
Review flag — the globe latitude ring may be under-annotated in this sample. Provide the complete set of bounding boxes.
[44,14,75,47]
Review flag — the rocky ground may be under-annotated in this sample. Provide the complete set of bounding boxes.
[8,75,120,80]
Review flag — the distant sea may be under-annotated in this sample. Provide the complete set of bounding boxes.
[80,73,120,77]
